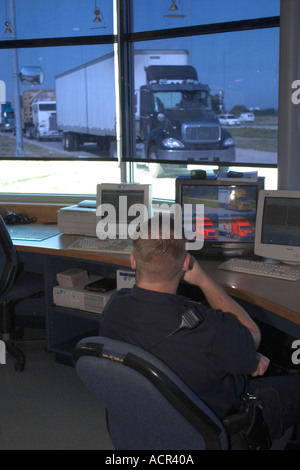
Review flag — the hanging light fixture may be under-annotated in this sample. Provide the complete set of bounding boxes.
[93,1,102,23]
[170,0,179,11]
[89,0,107,29]
[4,0,12,33]
[164,0,186,18]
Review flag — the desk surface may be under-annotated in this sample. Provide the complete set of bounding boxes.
[13,225,300,328]
[14,225,131,268]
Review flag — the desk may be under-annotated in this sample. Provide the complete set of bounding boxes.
[13,226,300,364]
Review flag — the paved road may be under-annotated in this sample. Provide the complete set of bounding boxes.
[17,135,277,166]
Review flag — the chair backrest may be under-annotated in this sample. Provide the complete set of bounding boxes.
[0,215,18,297]
[73,335,229,450]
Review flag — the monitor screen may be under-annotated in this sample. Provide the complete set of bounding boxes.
[96,183,152,238]
[254,190,300,265]
[175,176,265,258]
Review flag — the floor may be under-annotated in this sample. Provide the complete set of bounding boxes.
[0,331,115,450]
[1,330,299,451]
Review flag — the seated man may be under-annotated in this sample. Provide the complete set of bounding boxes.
[99,215,300,448]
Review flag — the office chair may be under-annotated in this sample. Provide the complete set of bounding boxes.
[0,215,44,371]
[73,335,294,450]
[73,335,228,450]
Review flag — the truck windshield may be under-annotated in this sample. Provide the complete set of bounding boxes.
[39,103,56,111]
[153,91,211,112]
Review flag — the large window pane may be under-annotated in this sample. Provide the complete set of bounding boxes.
[128,29,279,171]
[0,160,120,195]
[0,0,280,200]
[1,43,115,158]
[2,0,114,40]
[133,0,279,32]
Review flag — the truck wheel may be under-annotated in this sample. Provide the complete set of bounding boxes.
[98,136,110,156]
[110,141,117,159]
[148,146,164,178]
[62,135,67,150]
[64,133,75,151]
[25,128,32,139]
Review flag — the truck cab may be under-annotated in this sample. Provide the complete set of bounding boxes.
[192,216,218,241]
[137,65,235,176]
[32,101,60,140]
[232,218,254,240]
[0,105,14,132]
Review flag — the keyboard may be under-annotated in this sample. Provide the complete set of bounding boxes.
[68,236,133,254]
[218,258,300,281]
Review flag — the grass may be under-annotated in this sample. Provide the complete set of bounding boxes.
[229,127,278,152]
[0,134,65,159]
[0,133,101,159]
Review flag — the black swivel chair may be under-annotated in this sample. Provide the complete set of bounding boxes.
[0,215,44,371]
[73,335,294,450]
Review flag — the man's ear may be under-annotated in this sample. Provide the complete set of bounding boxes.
[182,253,191,272]
[130,252,136,270]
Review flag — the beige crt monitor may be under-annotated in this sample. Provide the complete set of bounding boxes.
[96,183,152,238]
[254,190,300,265]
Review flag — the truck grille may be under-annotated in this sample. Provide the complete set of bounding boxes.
[182,123,221,143]
[49,114,57,131]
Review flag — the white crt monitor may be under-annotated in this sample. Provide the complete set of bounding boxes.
[254,190,300,265]
[96,183,152,234]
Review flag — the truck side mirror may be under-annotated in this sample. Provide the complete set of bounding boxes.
[19,66,44,85]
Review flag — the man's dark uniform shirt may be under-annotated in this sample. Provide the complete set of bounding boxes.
[99,285,257,418]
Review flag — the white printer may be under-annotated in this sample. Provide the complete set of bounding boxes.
[58,200,96,237]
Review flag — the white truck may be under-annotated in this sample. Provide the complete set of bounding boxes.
[55,49,235,174]
[22,95,61,141]
[28,99,61,140]
[219,188,253,211]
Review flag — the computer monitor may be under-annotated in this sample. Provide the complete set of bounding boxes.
[175,176,265,258]
[254,190,300,265]
[96,183,152,238]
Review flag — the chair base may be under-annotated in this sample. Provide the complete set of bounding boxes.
[5,338,26,372]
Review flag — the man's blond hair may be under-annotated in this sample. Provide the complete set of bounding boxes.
[133,215,186,283]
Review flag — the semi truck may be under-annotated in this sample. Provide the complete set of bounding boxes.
[218,188,252,211]
[55,50,235,175]
[0,103,14,131]
[194,216,218,240]
[218,217,254,240]
[21,89,61,140]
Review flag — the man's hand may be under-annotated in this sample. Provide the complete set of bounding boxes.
[251,353,270,377]
[182,256,206,285]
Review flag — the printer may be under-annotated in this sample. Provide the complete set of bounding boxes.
[58,200,96,237]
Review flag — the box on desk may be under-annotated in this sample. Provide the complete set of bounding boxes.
[116,269,136,290]
[56,268,89,288]
[53,276,116,315]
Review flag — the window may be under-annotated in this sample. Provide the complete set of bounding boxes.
[0,0,280,200]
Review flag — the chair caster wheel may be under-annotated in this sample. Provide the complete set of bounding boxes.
[14,361,25,372]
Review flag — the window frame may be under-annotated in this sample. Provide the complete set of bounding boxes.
[0,0,280,202]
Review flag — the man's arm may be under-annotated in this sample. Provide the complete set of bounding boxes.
[183,256,261,348]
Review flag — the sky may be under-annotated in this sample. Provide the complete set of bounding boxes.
[0,0,280,111]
